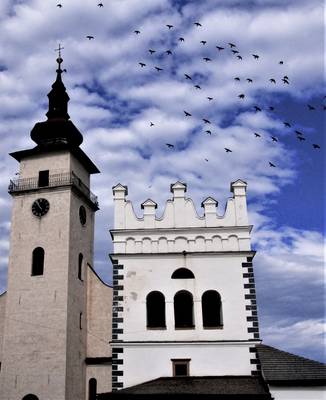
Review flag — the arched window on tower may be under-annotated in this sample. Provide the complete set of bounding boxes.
[171,268,194,279]
[78,253,83,281]
[146,291,166,328]
[88,378,97,400]
[202,290,223,328]
[174,290,194,328]
[22,395,39,400]
[31,247,44,276]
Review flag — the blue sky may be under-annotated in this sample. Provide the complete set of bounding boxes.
[0,0,324,362]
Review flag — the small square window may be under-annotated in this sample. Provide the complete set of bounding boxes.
[172,359,190,377]
[38,170,49,187]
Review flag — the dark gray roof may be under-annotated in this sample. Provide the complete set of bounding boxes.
[258,344,326,384]
[98,376,272,399]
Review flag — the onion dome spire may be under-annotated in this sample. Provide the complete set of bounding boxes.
[30,45,83,147]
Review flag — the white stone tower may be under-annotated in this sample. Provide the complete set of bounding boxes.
[0,55,100,400]
[110,181,261,390]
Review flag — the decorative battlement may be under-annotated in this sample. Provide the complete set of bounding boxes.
[112,180,249,230]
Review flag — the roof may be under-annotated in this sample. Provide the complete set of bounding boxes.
[258,344,326,385]
[98,376,272,399]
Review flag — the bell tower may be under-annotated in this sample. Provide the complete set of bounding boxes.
[0,52,100,400]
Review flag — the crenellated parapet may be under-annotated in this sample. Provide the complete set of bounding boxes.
[111,180,252,254]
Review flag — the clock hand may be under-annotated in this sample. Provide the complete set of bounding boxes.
[35,200,42,211]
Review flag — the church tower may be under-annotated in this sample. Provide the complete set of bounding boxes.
[110,181,261,390]
[0,54,100,400]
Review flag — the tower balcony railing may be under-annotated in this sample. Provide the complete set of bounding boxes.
[8,171,98,208]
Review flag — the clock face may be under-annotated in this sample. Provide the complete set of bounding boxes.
[79,205,87,225]
[32,198,50,217]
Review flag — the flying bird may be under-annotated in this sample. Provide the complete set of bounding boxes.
[207,97,213,101]
[134,30,140,34]
[194,22,202,27]
[282,78,289,84]
[246,78,253,83]
[271,136,278,142]
[269,162,276,167]
[203,57,212,62]
[184,111,192,117]
[205,130,212,135]
[194,85,201,89]
[203,118,211,124]
[269,106,275,111]
[228,43,236,48]
[252,54,259,59]
[279,61,284,64]
[149,49,156,54]
[166,24,173,29]
[179,37,185,42]
[224,148,232,153]
[205,158,209,162]
[150,122,154,127]
[254,133,261,138]
[307,104,315,110]
[166,143,174,148]
[231,50,239,54]
[313,144,320,149]
[270,78,276,84]
[86,36,94,40]
[237,55,243,60]
[295,130,304,136]
[216,46,225,51]
[155,66,163,71]
[57,3,62,7]
[297,136,306,141]
[184,74,192,80]
[238,94,245,99]
[254,106,262,112]
[234,77,241,81]
[284,122,291,127]
[200,40,207,45]
[139,62,146,67]
[98,2,104,6]
[283,75,289,80]
[166,50,172,55]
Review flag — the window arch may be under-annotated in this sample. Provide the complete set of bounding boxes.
[22,395,39,400]
[146,291,166,328]
[174,290,194,328]
[78,253,83,281]
[31,247,44,276]
[202,290,223,328]
[88,378,97,400]
[171,268,194,279]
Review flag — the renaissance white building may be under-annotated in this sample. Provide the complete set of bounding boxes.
[0,58,325,400]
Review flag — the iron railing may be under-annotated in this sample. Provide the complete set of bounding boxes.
[8,171,98,207]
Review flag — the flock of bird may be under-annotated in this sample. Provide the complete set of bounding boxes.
[56,4,322,168]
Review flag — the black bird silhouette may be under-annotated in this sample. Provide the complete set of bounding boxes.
[269,162,276,167]
[194,22,202,27]
[166,143,174,148]
[234,77,241,81]
[295,130,304,136]
[184,111,192,117]
[200,40,207,45]
[205,158,209,162]
[155,66,163,71]
[282,78,289,84]
[166,50,172,55]
[252,54,259,59]
[57,3,62,7]
[150,122,154,126]
[323,105,326,110]
[225,148,232,152]
[203,57,212,62]
[139,62,146,67]
[184,74,192,80]
[149,49,156,54]
[203,118,211,124]
[86,36,94,40]
[238,94,245,99]
[207,97,213,101]
[179,37,185,42]
[134,30,140,34]
[270,78,276,84]
[166,24,173,29]
[216,46,225,51]
[307,104,315,110]
[98,3,104,7]
[237,55,243,60]
[279,61,284,64]
[297,136,305,141]
[269,106,275,111]
[205,130,212,135]
[313,144,320,149]
[194,85,201,89]
[228,43,236,48]
[271,136,278,142]
[254,133,261,137]
[246,78,253,83]
[254,106,262,112]
[283,75,289,80]
[284,122,291,127]
[231,50,239,54]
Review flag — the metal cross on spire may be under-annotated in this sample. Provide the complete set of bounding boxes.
[55,44,64,71]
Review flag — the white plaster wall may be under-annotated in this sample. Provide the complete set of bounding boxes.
[120,253,251,342]
[270,386,326,399]
[122,344,253,389]
[0,292,6,361]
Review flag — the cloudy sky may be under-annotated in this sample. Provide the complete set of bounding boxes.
[0,0,324,362]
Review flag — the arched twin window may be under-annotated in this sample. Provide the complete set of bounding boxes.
[146,291,166,328]
[31,247,44,276]
[202,290,223,328]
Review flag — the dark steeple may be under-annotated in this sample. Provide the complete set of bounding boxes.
[30,48,83,147]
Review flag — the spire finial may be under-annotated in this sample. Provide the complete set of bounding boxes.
[55,44,64,72]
